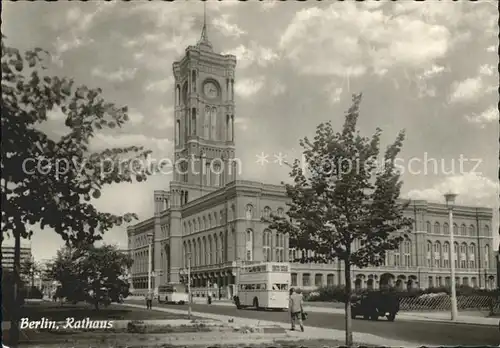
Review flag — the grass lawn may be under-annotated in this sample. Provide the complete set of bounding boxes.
[2,301,193,321]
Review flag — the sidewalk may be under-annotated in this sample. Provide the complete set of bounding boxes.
[121,303,423,347]
[209,301,499,326]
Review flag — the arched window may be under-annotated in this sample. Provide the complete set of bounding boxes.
[469,225,475,236]
[403,238,411,266]
[263,206,271,219]
[191,108,197,135]
[214,212,218,227]
[434,222,440,234]
[443,242,450,268]
[469,244,476,268]
[443,223,449,234]
[277,208,284,217]
[484,245,490,268]
[460,243,467,268]
[263,229,271,262]
[394,244,401,266]
[191,70,196,92]
[484,225,490,236]
[275,232,284,262]
[207,235,212,264]
[210,107,217,140]
[213,234,218,264]
[426,241,432,267]
[175,120,180,145]
[205,162,211,186]
[204,106,210,138]
[246,229,253,261]
[202,236,207,265]
[454,242,459,268]
[453,223,458,235]
[219,231,224,263]
[245,204,253,220]
[208,214,212,229]
[182,82,188,105]
[213,162,222,187]
[460,224,466,236]
[176,85,181,105]
[433,242,441,268]
[426,221,431,233]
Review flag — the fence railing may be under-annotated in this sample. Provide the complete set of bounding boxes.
[398,295,498,312]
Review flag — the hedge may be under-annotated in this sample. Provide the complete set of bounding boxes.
[298,285,499,302]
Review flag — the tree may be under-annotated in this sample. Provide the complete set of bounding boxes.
[48,244,132,309]
[2,37,157,346]
[264,94,413,346]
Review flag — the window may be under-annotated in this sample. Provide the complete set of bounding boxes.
[275,233,284,262]
[443,223,449,234]
[205,162,211,186]
[484,225,490,236]
[327,274,334,286]
[443,243,450,268]
[460,243,467,268]
[454,243,459,268]
[426,221,431,233]
[204,106,210,138]
[426,241,432,267]
[469,225,475,236]
[460,224,466,236]
[315,274,323,287]
[469,244,476,268]
[210,107,217,140]
[175,120,180,145]
[263,229,271,262]
[191,108,197,135]
[245,204,253,220]
[291,273,298,286]
[434,242,441,268]
[302,273,310,287]
[246,229,253,261]
[403,239,411,267]
[277,208,284,217]
[214,162,222,187]
[434,222,440,234]
[393,247,400,267]
[428,276,434,288]
[453,223,458,235]
[484,245,489,268]
[263,206,271,219]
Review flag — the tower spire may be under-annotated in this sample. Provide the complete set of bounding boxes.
[197,0,213,51]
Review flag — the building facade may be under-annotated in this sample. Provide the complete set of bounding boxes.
[2,243,32,273]
[127,23,497,297]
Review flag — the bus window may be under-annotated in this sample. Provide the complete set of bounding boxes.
[272,284,289,291]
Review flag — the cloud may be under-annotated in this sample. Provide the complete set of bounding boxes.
[222,43,279,69]
[147,105,175,130]
[145,77,174,94]
[479,64,495,77]
[235,77,265,98]
[324,86,343,105]
[212,14,245,38]
[90,133,174,159]
[407,172,499,207]
[91,66,138,83]
[270,81,286,96]
[466,106,499,126]
[448,77,483,104]
[279,3,451,77]
[234,117,249,131]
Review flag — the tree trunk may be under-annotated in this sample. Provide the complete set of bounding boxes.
[9,230,21,347]
[344,260,353,347]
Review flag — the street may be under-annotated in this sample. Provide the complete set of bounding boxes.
[126,300,499,346]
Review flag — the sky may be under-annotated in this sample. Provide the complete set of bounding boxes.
[2,0,499,262]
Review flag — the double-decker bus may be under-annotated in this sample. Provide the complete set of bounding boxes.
[234,262,290,310]
[157,283,189,304]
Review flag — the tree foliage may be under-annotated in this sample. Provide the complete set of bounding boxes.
[1,36,155,245]
[48,244,132,309]
[264,94,413,346]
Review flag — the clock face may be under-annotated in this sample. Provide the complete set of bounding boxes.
[203,81,219,99]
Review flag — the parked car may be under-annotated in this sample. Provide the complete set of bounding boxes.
[351,290,400,321]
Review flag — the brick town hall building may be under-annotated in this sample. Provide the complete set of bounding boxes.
[127,23,497,298]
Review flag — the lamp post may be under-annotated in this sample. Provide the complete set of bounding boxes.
[180,253,192,319]
[444,192,459,321]
[147,233,153,296]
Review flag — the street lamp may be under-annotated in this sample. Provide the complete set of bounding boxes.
[147,233,153,296]
[180,252,192,319]
[444,192,459,321]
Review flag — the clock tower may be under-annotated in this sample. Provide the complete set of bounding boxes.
[170,15,237,206]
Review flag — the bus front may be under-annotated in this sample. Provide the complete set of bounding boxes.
[267,263,291,310]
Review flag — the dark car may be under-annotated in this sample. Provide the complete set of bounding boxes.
[351,290,400,321]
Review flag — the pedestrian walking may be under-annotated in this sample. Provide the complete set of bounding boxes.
[289,288,304,332]
[145,291,153,309]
